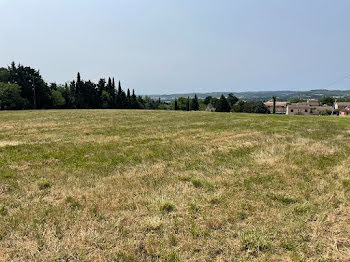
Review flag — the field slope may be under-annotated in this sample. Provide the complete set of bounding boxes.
[0,110,349,261]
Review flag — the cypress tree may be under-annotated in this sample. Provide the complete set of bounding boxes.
[272,96,276,114]
[131,89,137,109]
[191,94,199,111]
[174,99,178,110]
[77,72,81,85]
[186,97,190,111]
[118,81,126,108]
[107,77,112,93]
[127,88,131,108]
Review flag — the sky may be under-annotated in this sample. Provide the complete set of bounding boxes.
[1,0,350,94]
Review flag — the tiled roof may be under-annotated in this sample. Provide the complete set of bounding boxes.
[287,104,311,109]
[264,101,287,106]
[336,102,350,106]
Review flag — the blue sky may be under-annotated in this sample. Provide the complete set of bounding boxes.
[1,0,350,94]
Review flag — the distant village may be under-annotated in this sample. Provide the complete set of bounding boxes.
[264,99,350,116]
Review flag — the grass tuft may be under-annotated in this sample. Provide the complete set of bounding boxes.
[160,201,176,213]
[240,230,271,255]
[37,179,52,190]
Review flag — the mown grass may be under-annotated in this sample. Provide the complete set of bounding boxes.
[0,110,350,261]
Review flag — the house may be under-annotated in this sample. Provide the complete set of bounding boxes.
[306,99,320,106]
[286,104,311,115]
[340,107,350,116]
[286,99,333,115]
[206,104,216,112]
[264,101,287,114]
[334,102,350,111]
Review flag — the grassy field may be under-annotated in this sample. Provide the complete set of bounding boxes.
[0,110,349,261]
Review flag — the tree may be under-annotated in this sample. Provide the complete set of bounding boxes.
[1,62,141,111]
[143,96,157,109]
[232,100,245,112]
[130,89,138,109]
[216,95,231,112]
[0,67,10,83]
[204,96,212,105]
[186,97,190,111]
[242,101,254,113]
[7,62,52,109]
[272,96,276,114]
[0,83,28,110]
[289,97,306,103]
[210,97,219,108]
[319,97,334,106]
[174,99,178,110]
[191,94,199,111]
[253,101,270,114]
[116,81,126,109]
[101,91,111,109]
[177,97,187,110]
[227,93,238,107]
[51,90,66,108]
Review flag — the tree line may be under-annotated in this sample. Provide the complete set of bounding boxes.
[0,62,271,113]
[0,62,145,110]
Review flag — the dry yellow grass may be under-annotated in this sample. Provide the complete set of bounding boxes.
[0,110,349,261]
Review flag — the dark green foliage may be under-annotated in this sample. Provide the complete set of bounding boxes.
[232,101,254,113]
[177,97,188,110]
[186,97,190,111]
[7,63,52,109]
[216,95,231,112]
[319,97,334,106]
[0,62,142,110]
[51,90,66,108]
[204,96,212,105]
[210,97,219,108]
[0,67,10,83]
[191,94,199,111]
[227,93,239,107]
[253,101,270,114]
[174,99,178,110]
[289,97,306,103]
[272,96,276,114]
[0,83,28,110]
[38,180,51,190]
[160,202,176,213]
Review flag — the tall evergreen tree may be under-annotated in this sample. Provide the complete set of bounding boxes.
[191,94,199,111]
[272,96,276,114]
[126,88,131,108]
[174,99,178,110]
[186,97,190,111]
[116,81,126,108]
[216,95,231,112]
[131,89,138,109]
[97,78,106,108]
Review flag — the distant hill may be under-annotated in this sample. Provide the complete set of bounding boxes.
[149,90,350,101]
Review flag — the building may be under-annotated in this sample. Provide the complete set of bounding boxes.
[264,101,287,114]
[306,99,320,106]
[286,104,311,115]
[286,100,333,115]
[340,107,350,116]
[334,102,350,111]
